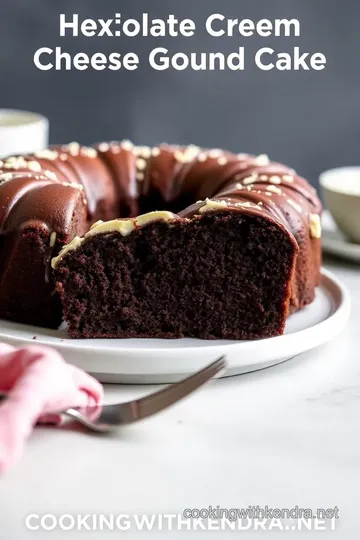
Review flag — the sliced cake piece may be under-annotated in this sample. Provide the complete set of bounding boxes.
[52,208,298,339]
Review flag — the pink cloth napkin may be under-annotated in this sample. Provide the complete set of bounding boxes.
[0,343,103,473]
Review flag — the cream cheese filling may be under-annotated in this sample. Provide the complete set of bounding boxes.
[51,210,177,268]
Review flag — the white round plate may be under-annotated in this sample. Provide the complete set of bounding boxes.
[0,269,350,384]
[322,211,360,263]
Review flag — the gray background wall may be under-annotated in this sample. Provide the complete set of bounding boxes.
[0,0,359,189]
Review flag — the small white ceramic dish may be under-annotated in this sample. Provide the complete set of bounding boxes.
[322,211,360,263]
[0,109,49,158]
[0,269,350,384]
[320,166,360,244]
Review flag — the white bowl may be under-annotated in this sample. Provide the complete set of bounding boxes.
[0,109,49,158]
[320,167,360,244]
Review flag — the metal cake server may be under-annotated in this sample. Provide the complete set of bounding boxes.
[0,356,226,433]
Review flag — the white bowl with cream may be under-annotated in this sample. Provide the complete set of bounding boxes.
[0,109,49,158]
[320,167,360,244]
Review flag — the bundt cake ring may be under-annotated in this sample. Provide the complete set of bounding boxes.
[0,141,321,339]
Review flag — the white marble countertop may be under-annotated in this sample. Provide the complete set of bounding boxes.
[0,255,359,539]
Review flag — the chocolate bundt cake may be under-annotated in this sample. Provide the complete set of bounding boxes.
[0,141,321,338]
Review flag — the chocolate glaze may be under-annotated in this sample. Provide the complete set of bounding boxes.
[0,141,321,328]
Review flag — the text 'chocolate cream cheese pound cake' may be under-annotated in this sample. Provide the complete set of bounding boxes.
[0,142,321,338]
